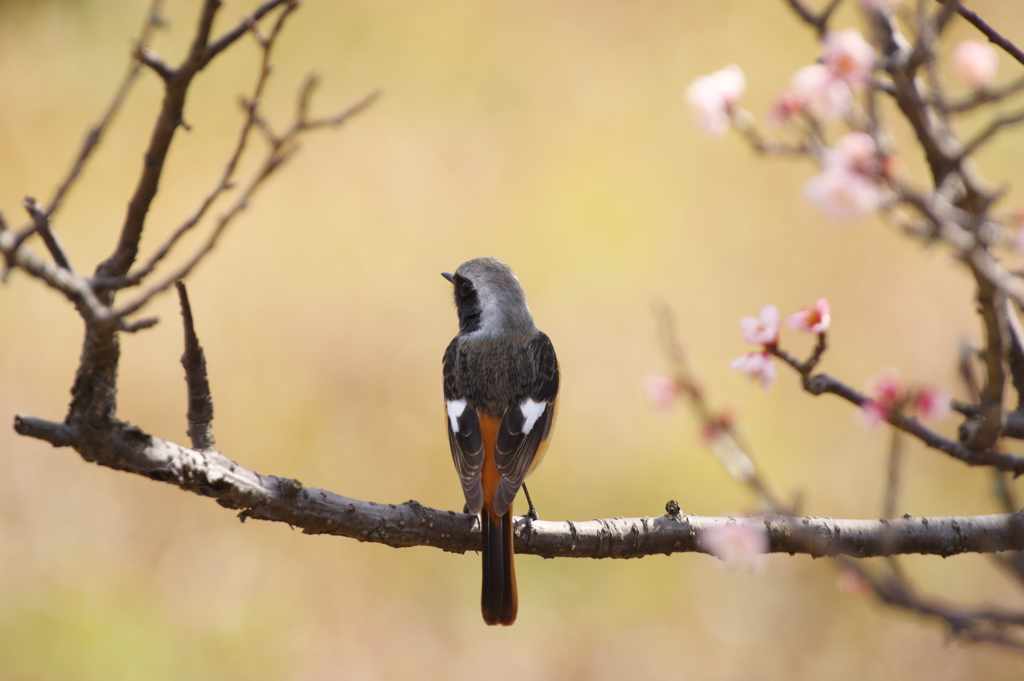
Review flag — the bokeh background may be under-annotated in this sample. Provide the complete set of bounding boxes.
[2,0,1024,678]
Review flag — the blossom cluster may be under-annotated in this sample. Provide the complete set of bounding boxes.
[730,299,830,390]
[727,301,949,425]
[686,26,1001,223]
[860,368,950,426]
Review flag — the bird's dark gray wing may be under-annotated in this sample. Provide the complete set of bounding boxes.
[492,333,559,515]
[444,339,484,514]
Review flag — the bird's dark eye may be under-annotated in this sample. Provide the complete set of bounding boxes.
[460,280,474,296]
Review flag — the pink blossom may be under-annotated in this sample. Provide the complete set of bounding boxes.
[860,369,906,427]
[861,399,890,427]
[912,384,951,421]
[804,166,882,221]
[791,64,852,120]
[871,369,906,406]
[686,65,746,136]
[952,40,998,88]
[740,304,780,346]
[700,523,768,573]
[837,567,873,597]
[823,29,876,87]
[826,132,881,175]
[700,409,734,445]
[786,298,831,334]
[860,369,951,427]
[644,373,679,413]
[767,90,804,126]
[730,351,777,391]
[806,133,882,221]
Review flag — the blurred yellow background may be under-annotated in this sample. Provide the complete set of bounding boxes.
[2,0,1024,678]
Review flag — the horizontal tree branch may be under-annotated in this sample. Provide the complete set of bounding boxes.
[13,413,1024,559]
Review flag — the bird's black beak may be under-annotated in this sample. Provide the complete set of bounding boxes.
[441,272,455,284]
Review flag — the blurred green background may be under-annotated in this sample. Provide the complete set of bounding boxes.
[2,0,1024,678]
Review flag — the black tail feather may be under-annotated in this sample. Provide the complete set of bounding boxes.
[481,506,517,626]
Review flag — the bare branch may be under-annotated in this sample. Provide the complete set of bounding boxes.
[784,0,843,37]
[0,231,108,324]
[947,74,1024,113]
[839,557,1024,652]
[120,316,159,333]
[732,111,811,158]
[1007,305,1024,413]
[43,0,166,220]
[962,275,1008,450]
[135,46,174,82]
[114,5,298,291]
[12,413,1024,558]
[109,84,379,319]
[176,282,215,451]
[202,0,295,67]
[97,0,225,281]
[896,185,1024,313]
[298,87,383,133]
[22,197,72,272]
[961,107,1024,159]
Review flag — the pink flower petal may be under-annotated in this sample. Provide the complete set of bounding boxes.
[860,398,890,428]
[644,373,680,414]
[823,29,876,87]
[730,352,777,391]
[825,132,880,176]
[700,523,769,573]
[791,64,852,120]
[786,298,831,334]
[686,65,746,136]
[912,385,951,421]
[952,40,998,88]
[871,369,905,406]
[739,304,781,346]
[804,166,882,221]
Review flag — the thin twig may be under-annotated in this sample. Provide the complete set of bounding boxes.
[653,301,788,511]
[96,0,224,282]
[947,0,1024,66]
[796,369,1024,475]
[784,0,843,37]
[114,4,299,290]
[947,74,1024,113]
[0,230,108,324]
[961,107,1024,159]
[202,0,294,67]
[136,46,174,82]
[22,197,72,272]
[883,428,904,520]
[44,0,166,220]
[110,82,378,319]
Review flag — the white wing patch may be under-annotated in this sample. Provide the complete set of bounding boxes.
[519,398,546,435]
[446,399,468,433]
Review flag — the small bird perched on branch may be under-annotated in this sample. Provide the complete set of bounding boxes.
[441,257,560,626]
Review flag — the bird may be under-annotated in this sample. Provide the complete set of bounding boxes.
[441,257,559,626]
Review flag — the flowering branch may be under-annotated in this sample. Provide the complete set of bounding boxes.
[652,301,1024,652]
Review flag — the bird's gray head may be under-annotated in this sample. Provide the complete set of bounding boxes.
[442,257,537,337]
